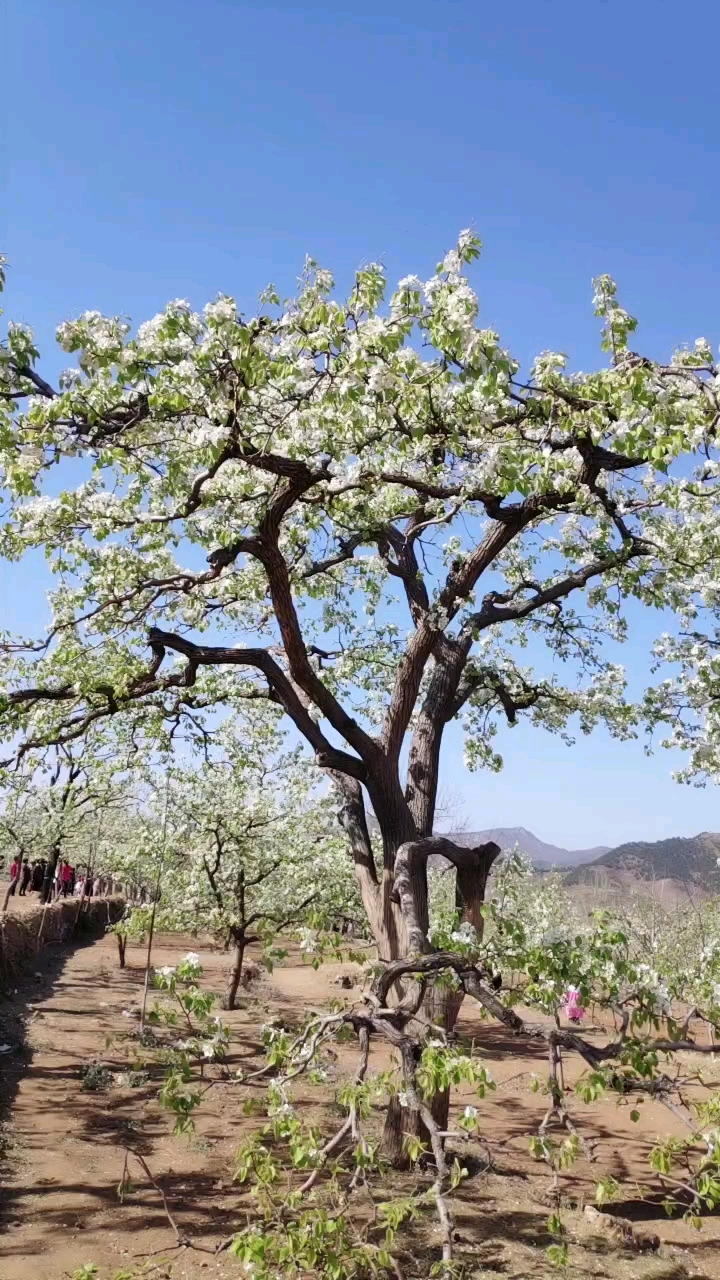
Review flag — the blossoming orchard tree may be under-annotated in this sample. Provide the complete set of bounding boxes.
[644,629,720,783]
[145,731,363,1009]
[1,234,719,974]
[0,730,138,904]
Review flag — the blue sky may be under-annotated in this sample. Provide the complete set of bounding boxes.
[4,0,720,847]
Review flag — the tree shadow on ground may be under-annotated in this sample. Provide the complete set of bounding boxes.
[0,1167,245,1260]
[0,928,116,1233]
[595,1193,720,1223]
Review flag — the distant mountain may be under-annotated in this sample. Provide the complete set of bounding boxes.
[370,818,720,890]
[567,831,720,892]
[444,826,609,869]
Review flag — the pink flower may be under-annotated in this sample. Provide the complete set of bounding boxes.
[563,986,585,1023]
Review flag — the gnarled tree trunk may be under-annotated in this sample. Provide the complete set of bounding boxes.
[331,760,501,1165]
[380,835,501,1161]
[332,770,410,962]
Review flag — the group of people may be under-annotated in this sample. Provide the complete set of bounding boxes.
[6,856,113,900]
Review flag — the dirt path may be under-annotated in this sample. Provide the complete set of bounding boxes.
[0,934,249,1279]
[1,932,719,1279]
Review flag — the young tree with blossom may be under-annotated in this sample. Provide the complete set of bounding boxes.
[146,731,362,1008]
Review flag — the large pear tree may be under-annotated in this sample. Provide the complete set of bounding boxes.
[1,236,719,968]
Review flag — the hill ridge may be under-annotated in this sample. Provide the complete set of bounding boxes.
[443,826,609,868]
[566,830,720,891]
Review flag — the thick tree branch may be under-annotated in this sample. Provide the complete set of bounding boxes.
[6,628,368,780]
[405,636,470,833]
[259,534,379,765]
[381,505,535,760]
[392,836,501,956]
[465,538,650,635]
[10,363,57,399]
[328,771,378,886]
[374,954,720,1072]
[146,629,368,780]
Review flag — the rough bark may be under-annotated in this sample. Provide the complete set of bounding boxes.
[331,769,413,962]
[383,1084,456,1168]
[382,1094,414,1168]
[40,845,61,905]
[405,635,470,837]
[326,647,502,1163]
[223,936,246,1011]
[393,835,501,956]
[331,772,502,1160]
[380,834,501,1156]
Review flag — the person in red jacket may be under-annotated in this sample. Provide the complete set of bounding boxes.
[8,857,20,896]
[60,859,74,898]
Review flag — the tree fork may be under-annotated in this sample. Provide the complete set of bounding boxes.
[379,835,500,1159]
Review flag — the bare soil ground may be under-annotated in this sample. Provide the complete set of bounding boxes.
[1,922,719,1280]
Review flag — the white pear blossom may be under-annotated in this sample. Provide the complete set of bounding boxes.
[1,229,720,971]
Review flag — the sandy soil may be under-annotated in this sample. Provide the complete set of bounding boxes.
[1,923,719,1279]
